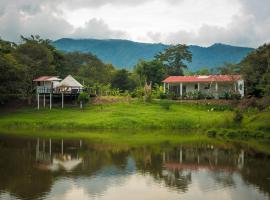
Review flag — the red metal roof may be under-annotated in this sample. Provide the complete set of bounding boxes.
[33,76,58,81]
[162,75,242,83]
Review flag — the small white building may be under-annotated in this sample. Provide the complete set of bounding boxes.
[162,75,244,99]
[33,76,62,93]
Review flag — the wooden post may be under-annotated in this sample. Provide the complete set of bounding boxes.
[61,139,64,155]
[43,94,46,108]
[49,138,51,155]
[180,83,183,97]
[198,82,200,91]
[42,139,45,152]
[62,92,64,109]
[37,93,40,110]
[163,82,166,93]
[215,82,218,99]
[50,93,52,110]
[179,147,182,163]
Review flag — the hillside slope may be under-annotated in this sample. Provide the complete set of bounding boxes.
[53,38,254,71]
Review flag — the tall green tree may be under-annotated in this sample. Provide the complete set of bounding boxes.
[240,43,270,96]
[135,60,166,85]
[155,44,192,76]
[111,69,136,91]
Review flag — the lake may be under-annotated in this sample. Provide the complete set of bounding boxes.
[0,135,270,200]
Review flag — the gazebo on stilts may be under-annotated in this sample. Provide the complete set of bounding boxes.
[33,75,83,110]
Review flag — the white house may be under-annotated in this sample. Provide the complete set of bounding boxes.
[162,75,244,99]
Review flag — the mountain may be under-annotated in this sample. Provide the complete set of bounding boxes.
[53,38,254,71]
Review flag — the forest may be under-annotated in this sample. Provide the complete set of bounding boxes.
[0,35,270,106]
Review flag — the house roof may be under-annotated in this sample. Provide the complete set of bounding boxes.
[162,75,242,83]
[33,76,61,82]
[57,75,83,88]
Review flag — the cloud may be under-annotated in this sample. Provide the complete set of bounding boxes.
[72,18,127,39]
[0,6,73,42]
[0,0,269,47]
[146,0,270,47]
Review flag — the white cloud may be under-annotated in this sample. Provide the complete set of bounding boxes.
[0,0,269,47]
[72,18,127,39]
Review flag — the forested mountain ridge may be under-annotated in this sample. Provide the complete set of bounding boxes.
[53,38,254,71]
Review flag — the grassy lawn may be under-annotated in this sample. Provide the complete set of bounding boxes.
[0,100,235,130]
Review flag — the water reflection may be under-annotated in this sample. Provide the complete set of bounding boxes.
[0,136,269,200]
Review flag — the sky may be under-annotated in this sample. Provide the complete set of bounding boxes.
[0,0,269,47]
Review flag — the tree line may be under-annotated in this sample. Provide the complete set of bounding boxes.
[0,36,192,104]
[0,35,269,105]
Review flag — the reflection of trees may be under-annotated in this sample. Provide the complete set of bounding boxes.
[240,156,270,196]
[0,138,53,200]
[1,137,270,199]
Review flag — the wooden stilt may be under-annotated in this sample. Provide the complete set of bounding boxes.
[50,93,52,110]
[180,147,182,163]
[62,92,64,109]
[43,94,45,108]
[37,93,40,110]
[61,139,64,155]
[49,138,51,155]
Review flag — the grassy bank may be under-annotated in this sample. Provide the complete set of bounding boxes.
[0,99,269,133]
[0,100,235,130]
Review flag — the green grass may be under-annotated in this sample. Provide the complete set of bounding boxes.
[0,100,234,130]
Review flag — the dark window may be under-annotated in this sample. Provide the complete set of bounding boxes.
[194,84,198,89]
[205,84,210,89]
[239,84,243,90]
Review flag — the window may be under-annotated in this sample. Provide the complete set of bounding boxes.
[194,84,198,90]
[204,84,210,89]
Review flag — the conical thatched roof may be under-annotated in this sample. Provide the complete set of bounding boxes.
[57,75,83,88]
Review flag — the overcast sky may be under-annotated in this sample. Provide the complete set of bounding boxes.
[0,0,269,47]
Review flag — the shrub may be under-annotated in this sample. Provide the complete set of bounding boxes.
[256,96,270,110]
[160,101,172,110]
[207,130,217,137]
[233,109,243,123]
[78,92,90,109]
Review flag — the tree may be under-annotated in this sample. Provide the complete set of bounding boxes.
[218,63,241,75]
[135,60,166,85]
[184,67,214,75]
[239,43,270,96]
[155,44,192,76]
[111,69,136,91]
[12,36,56,104]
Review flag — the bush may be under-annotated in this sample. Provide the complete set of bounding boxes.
[233,109,243,123]
[207,130,217,137]
[256,96,270,110]
[160,101,172,110]
[78,92,90,109]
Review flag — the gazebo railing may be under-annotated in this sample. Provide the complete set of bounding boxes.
[37,86,52,94]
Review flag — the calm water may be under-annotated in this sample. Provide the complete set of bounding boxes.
[0,136,270,200]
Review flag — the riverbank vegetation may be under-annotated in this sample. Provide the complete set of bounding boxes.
[0,99,269,134]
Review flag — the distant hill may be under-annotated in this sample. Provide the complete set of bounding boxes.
[53,38,254,71]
